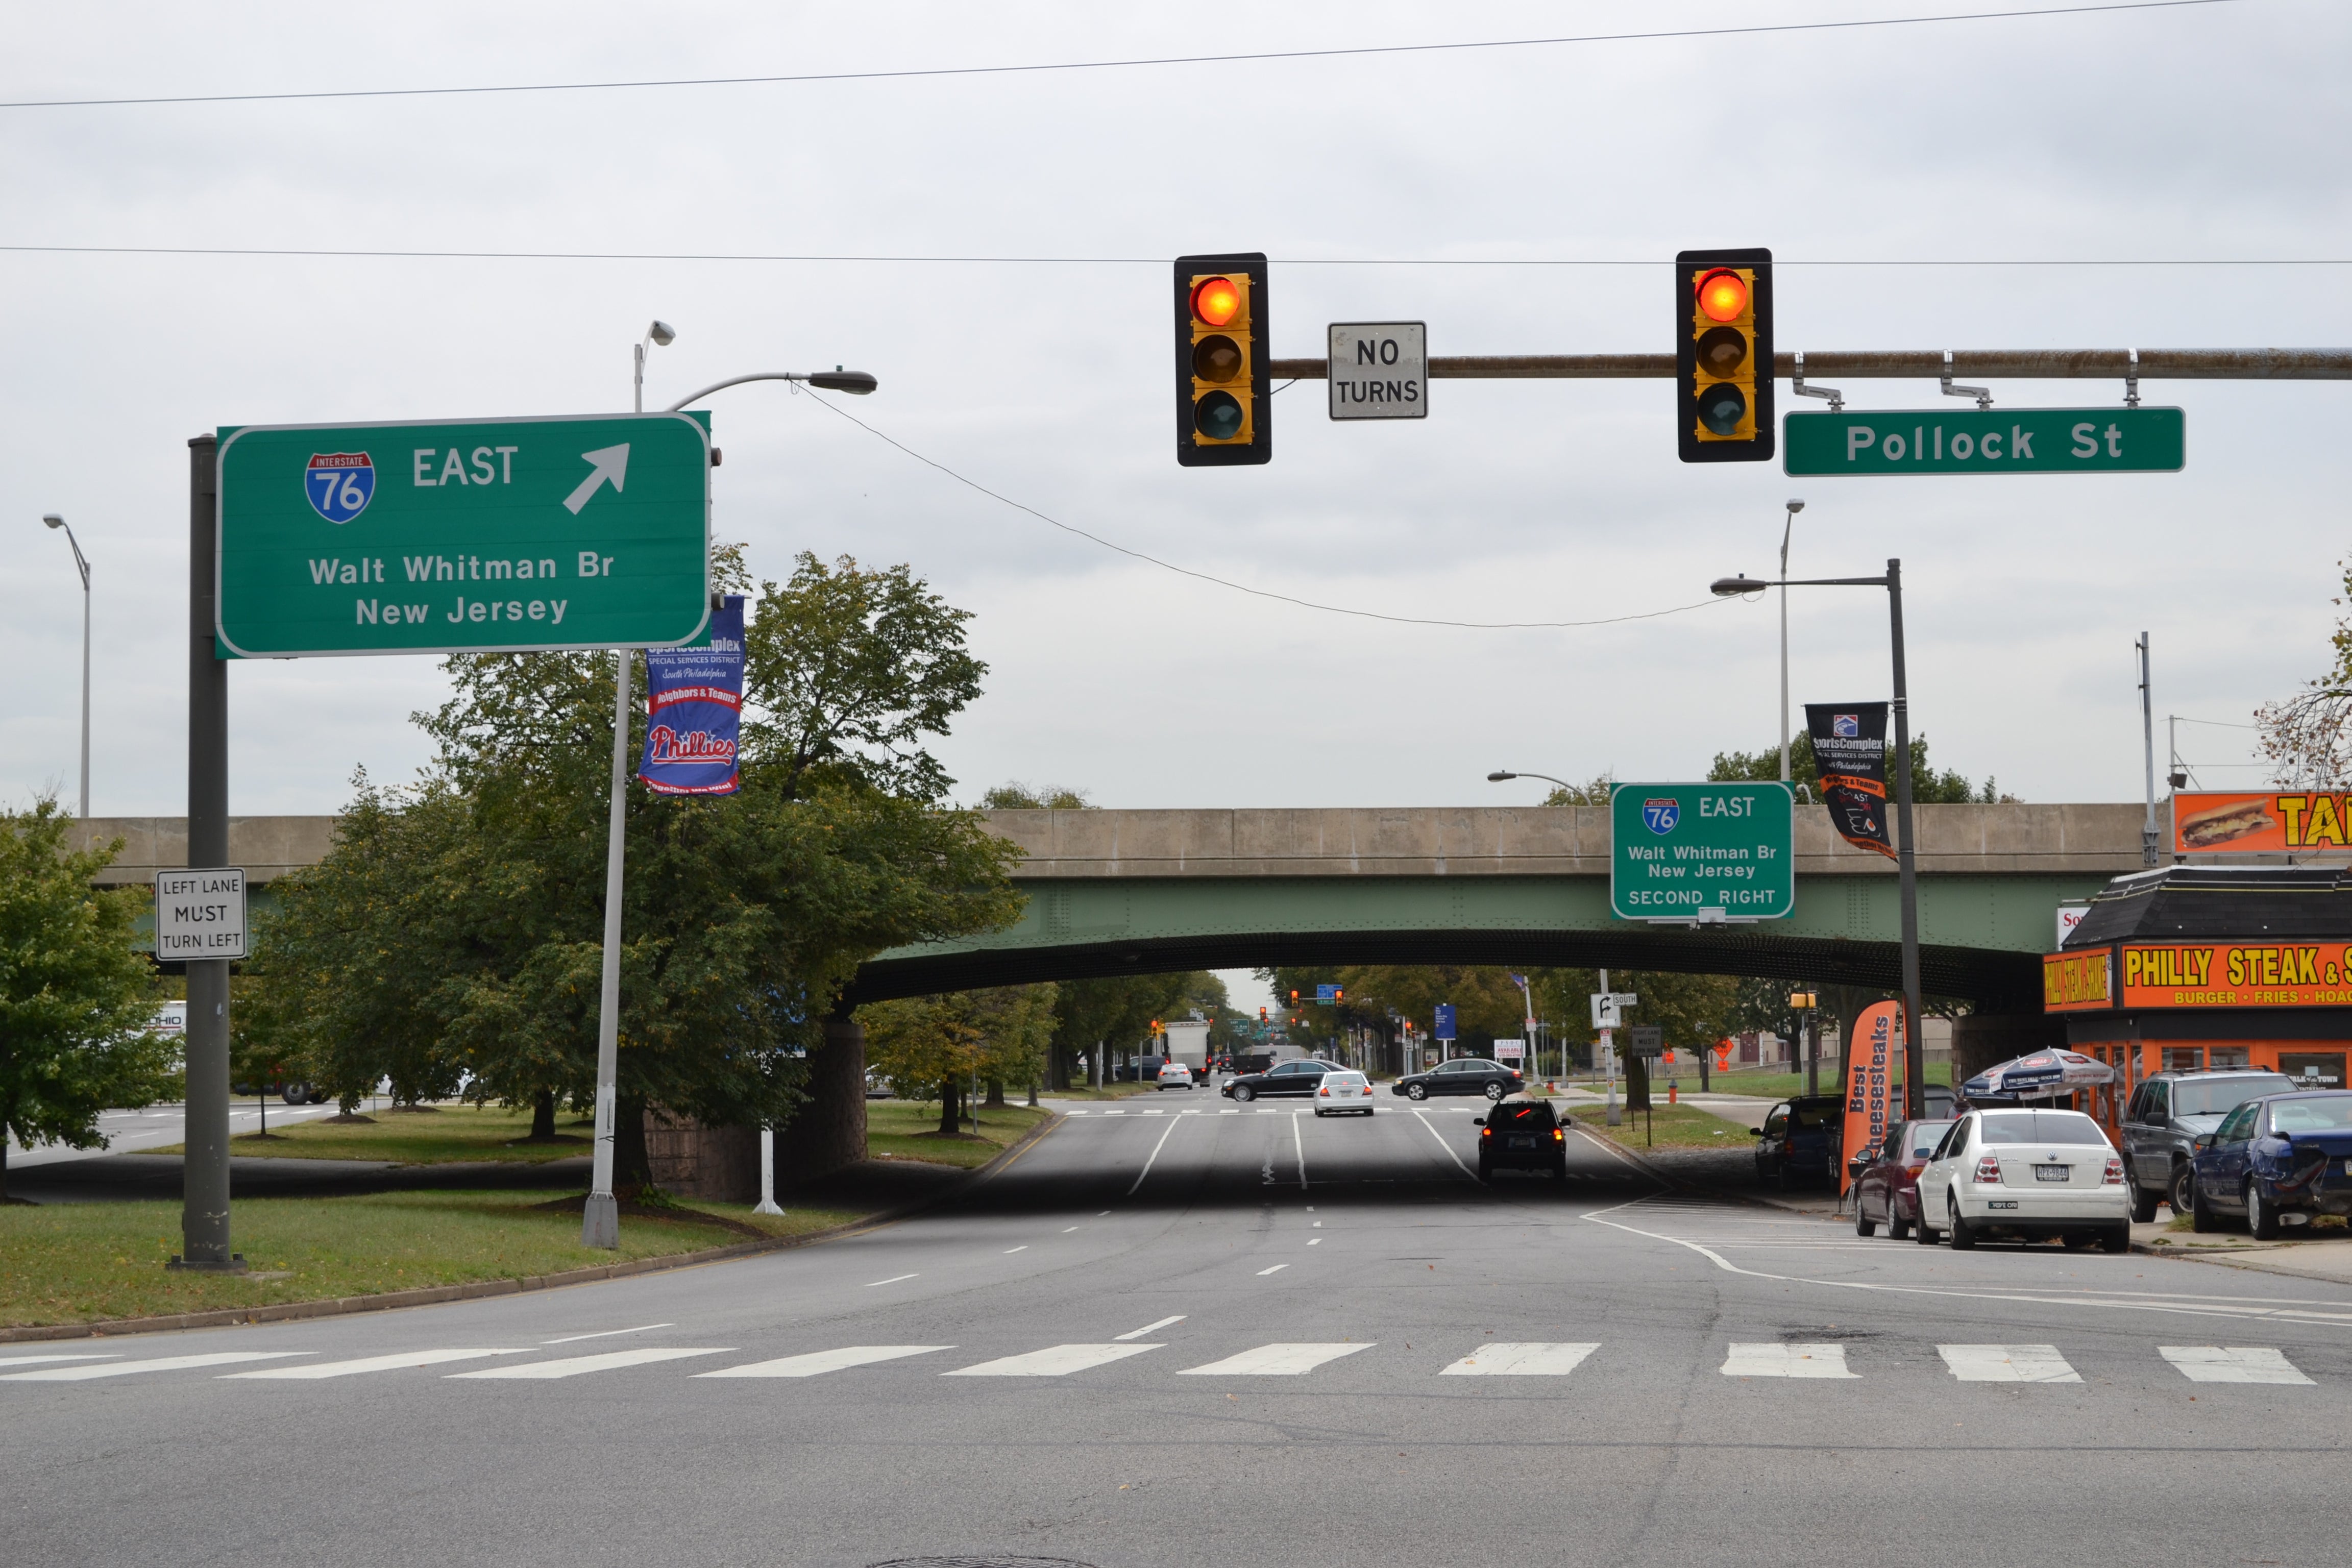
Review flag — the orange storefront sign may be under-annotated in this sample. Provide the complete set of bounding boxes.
[2043,949,2114,1012]
[2173,790,2352,854]
[2117,940,2352,1009]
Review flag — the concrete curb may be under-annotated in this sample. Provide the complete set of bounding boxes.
[0,1110,1064,1346]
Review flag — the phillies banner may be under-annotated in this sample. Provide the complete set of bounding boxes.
[1839,1001,1902,1195]
[638,594,744,796]
[1806,701,1894,860]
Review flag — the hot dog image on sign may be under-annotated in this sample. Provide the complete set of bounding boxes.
[304,452,375,524]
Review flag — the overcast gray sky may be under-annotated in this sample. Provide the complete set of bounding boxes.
[5,0,2347,831]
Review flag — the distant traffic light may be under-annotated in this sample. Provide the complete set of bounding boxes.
[1259,1007,1268,1022]
[1175,252,1270,467]
[1675,246,1773,463]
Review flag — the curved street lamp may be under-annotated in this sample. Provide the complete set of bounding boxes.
[41,513,90,818]
[1486,769,1577,793]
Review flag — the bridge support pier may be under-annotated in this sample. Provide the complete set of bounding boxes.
[778,1009,869,1186]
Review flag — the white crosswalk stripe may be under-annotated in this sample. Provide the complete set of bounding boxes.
[447,1348,730,1380]
[699,1345,954,1379]
[1440,1342,1600,1376]
[2159,1346,2315,1385]
[943,1343,1162,1377]
[0,1354,118,1370]
[1938,1344,2080,1383]
[224,1350,530,1379]
[1179,1342,1373,1376]
[2,1352,308,1381]
[1721,1343,1858,1379]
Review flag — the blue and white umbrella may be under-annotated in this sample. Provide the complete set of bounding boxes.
[1963,1049,2115,1101]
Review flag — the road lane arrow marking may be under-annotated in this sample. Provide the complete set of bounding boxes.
[562,444,631,513]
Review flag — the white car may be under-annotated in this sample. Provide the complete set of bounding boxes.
[1155,1061,1195,1090]
[1313,1070,1374,1117]
[1916,1107,2132,1252]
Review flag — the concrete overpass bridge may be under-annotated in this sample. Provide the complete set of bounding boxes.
[81,803,2145,1010]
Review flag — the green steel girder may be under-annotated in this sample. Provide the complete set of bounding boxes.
[849,872,2108,1008]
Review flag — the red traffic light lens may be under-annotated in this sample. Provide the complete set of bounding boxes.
[1192,275,1242,327]
[1695,268,1748,323]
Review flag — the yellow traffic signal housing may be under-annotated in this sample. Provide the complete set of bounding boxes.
[1175,252,1270,467]
[1676,247,1774,463]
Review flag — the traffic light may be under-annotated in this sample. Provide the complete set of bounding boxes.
[1174,252,1269,467]
[1675,247,1773,463]
[1259,1007,1268,1022]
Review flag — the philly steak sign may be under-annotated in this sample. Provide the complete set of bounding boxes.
[216,412,713,657]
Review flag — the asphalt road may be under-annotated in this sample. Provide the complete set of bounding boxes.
[10,1097,2352,1568]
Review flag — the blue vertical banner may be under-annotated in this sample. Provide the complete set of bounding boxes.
[1434,1002,1457,1042]
[638,594,744,796]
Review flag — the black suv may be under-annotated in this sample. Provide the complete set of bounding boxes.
[1392,1058,1524,1101]
[1477,1096,1569,1180]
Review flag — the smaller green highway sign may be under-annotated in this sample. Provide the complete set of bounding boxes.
[217,412,712,657]
[1782,406,2184,477]
[1610,782,1794,922]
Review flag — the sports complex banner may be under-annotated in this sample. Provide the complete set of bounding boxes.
[1806,702,1894,859]
[638,594,744,796]
[1839,1001,1902,1195]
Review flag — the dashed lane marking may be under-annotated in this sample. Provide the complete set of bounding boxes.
[1115,1315,1186,1341]
[864,1273,918,1287]
[1179,1342,1374,1376]
[944,1343,1163,1377]
[698,1345,953,1379]
[1256,1264,1289,1276]
[1721,1343,1859,1379]
[449,1348,731,1380]
[543,1323,673,1344]
[1938,1344,2080,1383]
[1441,1342,1601,1376]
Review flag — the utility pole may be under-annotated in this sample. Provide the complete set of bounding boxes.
[1780,500,1802,782]
[2139,633,2159,867]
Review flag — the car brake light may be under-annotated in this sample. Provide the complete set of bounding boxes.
[1552,1128,1565,1142]
[1318,1087,1329,1096]
[1480,1128,1491,1138]
[1973,1155,2003,1185]
[1903,1162,1926,1176]
[2103,1156,2125,1185]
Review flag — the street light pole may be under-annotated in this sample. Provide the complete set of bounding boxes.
[42,514,91,818]
[1779,500,1802,783]
[1711,555,1926,1120]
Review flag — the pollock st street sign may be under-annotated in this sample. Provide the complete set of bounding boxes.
[1610,782,1795,922]
[216,412,712,657]
[1782,406,2184,476]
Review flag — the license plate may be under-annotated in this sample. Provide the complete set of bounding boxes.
[2034,1164,2070,1182]
[1988,1199,2020,1209]
[1507,1135,1536,1148]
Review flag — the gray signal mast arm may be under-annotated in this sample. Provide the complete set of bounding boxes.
[1266,348,2352,381]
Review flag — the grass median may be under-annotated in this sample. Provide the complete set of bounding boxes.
[1569,1101,1758,1151]
[866,1100,1049,1169]
[154,1103,589,1164]
[0,1189,865,1331]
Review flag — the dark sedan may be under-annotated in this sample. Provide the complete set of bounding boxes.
[1391,1058,1525,1102]
[1849,1117,1955,1238]
[1223,1059,1332,1102]
[2188,1089,2352,1239]
[1753,1095,1845,1188]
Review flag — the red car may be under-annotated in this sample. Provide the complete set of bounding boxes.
[1850,1117,1956,1239]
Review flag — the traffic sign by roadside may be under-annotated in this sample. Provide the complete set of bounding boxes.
[1590,991,1637,1030]
[216,412,712,657]
[1328,322,1427,420]
[1782,407,2184,476]
[1628,1026,1664,1056]
[155,868,246,961]
[1435,1001,1457,1041]
[1610,782,1794,921]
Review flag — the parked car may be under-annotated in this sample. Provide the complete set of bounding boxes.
[1312,1069,1374,1116]
[1915,1107,2130,1251]
[1155,1061,1195,1090]
[864,1072,894,1099]
[2186,1089,2352,1238]
[1849,1118,1956,1237]
[2120,1068,2294,1220]
[1476,1096,1568,1180]
[1751,1095,1845,1188]
[1224,1059,1332,1102]
[1390,1058,1524,1102]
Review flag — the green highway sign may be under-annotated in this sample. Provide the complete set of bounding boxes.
[1782,406,2184,477]
[216,412,712,657]
[1610,782,1794,922]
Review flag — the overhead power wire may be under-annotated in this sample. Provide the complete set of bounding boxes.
[2,244,2340,267]
[0,1,2242,111]
[779,387,1736,632]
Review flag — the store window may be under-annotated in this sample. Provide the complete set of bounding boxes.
[2162,1047,2205,1073]
[2278,1052,2347,1089]
[2209,1046,2250,1070]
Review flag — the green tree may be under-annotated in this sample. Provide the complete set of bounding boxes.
[1708,732,2013,803]
[980,782,1093,809]
[861,983,1058,1127]
[0,801,170,1200]
[2257,554,2352,786]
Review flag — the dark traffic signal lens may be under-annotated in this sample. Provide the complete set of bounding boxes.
[1193,334,1243,383]
[1695,382,1748,435]
[1194,390,1244,439]
[1696,325,1749,377]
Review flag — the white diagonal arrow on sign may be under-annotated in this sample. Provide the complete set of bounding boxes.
[562,444,631,514]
